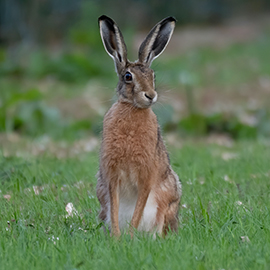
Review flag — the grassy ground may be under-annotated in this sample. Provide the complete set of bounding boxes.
[1,140,270,270]
[1,19,270,269]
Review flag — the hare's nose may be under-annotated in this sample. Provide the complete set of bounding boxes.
[144,93,158,103]
[144,93,153,100]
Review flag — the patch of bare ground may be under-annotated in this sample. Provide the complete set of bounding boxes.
[157,78,270,120]
[0,133,99,158]
[197,80,270,114]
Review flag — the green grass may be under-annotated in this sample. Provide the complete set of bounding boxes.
[1,141,270,270]
[0,23,270,270]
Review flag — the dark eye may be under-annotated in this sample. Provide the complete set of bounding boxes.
[124,72,132,82]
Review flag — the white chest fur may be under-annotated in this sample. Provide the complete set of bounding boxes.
[106,169,158,232]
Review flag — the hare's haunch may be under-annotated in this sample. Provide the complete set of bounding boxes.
[96,15,182,237]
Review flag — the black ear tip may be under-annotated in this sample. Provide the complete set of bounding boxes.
[98,15,109,21]
[163,16,177,24]
[98,15,115,25]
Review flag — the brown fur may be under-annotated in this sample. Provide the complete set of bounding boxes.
[97,102,182,236]
[96,15,182,237]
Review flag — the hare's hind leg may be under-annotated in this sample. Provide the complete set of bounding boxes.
[96,171,109,222]
[162,168,182,235]
[97,170,121,236]
[163,199,180,235]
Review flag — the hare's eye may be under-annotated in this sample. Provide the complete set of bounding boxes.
[124,72,132,82]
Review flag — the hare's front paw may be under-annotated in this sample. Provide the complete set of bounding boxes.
[111,228,121,238]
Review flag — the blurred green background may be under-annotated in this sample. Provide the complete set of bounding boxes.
[0,0,270,151]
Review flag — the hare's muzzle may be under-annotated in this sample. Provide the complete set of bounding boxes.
[142,92,158,106]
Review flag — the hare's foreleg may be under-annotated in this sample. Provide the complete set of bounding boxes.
[109,180,121,237]
[129,184,151,236]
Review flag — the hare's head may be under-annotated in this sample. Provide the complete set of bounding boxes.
[99,15,175,109]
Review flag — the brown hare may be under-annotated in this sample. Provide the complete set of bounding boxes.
[96,15,182,237]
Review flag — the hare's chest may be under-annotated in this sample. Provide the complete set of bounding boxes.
[104,124,156,163]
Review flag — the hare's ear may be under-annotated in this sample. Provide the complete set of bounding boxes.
[138,17,176,67]
[98,15,127,72]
